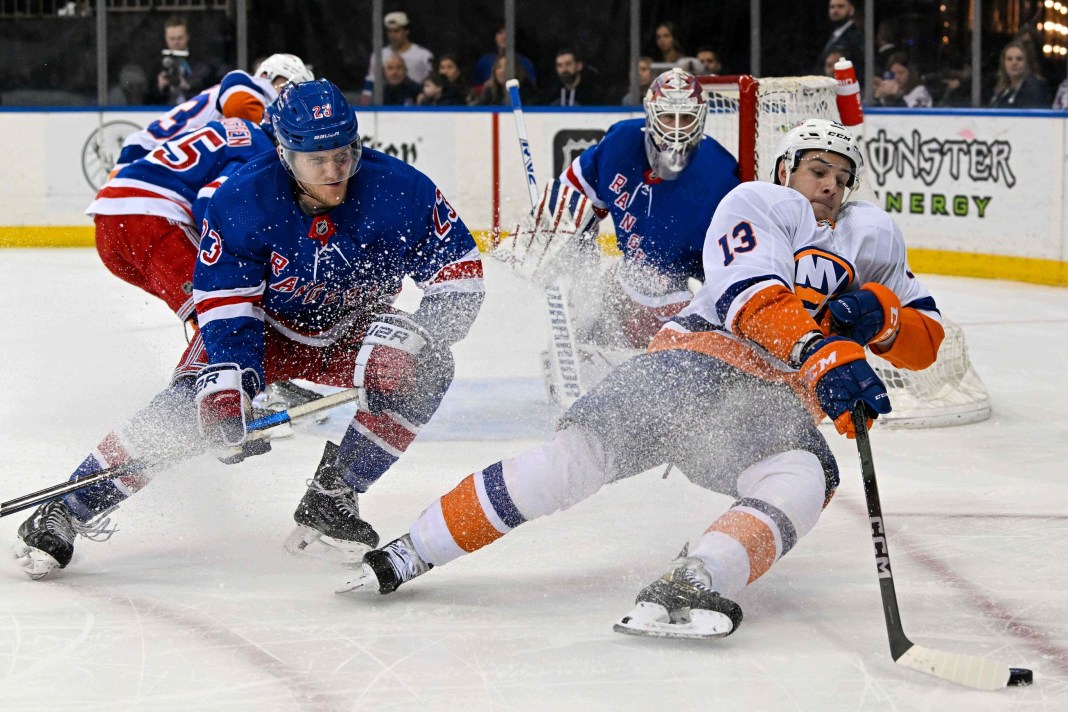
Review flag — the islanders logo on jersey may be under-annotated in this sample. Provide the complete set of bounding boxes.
[793,248,855,313]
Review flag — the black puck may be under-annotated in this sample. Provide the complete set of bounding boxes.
[1007,667,1033,687]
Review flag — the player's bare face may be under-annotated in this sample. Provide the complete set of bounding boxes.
[286,146,357,210]
[785,152,853,221]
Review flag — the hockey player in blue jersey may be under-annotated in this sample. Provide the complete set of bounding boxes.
[13,79,485,579]
[115,53,313,170]
[87,116,276,323]
[497,68,740,397]
[507,69,738,338]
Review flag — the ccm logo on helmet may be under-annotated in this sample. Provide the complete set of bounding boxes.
[314,131,341,140]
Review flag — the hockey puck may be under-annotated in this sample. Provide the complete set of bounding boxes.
[1007,668,1033,687]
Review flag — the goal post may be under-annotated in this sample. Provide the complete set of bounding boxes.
[696,73,992,427]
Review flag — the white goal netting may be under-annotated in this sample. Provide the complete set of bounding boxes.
[868,318,991,428]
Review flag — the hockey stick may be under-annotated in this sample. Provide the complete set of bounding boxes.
[0,387,363,519]
[504,78,584,407]
[851,402,1032,690]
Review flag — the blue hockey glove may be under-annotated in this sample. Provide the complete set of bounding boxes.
[195,363,271,464]
[800,336,891,438]
[826,282,901,347]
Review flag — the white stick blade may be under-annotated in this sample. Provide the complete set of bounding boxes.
[505,78,520,90]
[897,644,1011,691]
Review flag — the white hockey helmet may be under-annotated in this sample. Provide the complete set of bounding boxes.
[772,118,864,193]
[254,53,314,87]
[642,68,708,180]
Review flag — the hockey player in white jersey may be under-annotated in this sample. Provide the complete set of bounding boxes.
[339,119,947,641]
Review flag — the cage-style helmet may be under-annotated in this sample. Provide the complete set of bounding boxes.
[254,53,314,86]
[273,79,361,185]
[771,118,864,196]
[642,68,709,179]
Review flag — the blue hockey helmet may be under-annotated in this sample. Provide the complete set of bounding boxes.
[273,79,362,184]
[258,96,282,142]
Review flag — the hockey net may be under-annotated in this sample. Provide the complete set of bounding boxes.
[696,74,991,427]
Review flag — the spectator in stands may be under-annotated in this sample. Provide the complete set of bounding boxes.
[823,47,846,78]
[652,21,701,74]
[546,49,605,106]
[875,20,899,76]
[436,54,473,105]
[361,10,434,106]
[107,64,149,106]
[149,15,215,106]
[990,39,1051,109]
[872,52,932,107]
[471,25,538,96]
[816,0,864,86]
[1053,75,1068,109]
[381,54,422,106]
[695,47,723,75]
[621,56,654,106]
[477,54,536,106]
[416,73,448,106]
[935,65,973,107]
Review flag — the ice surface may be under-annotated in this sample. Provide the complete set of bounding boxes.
[1,250,1066,710]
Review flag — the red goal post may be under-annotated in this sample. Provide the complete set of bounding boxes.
[697,74,841,182]
[694,73,991,428]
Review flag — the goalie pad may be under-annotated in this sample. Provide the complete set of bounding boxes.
[494,180,599,284]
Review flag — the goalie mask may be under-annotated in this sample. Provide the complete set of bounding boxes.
[642,68,708,180]
[772,118,864,200]
[254,53,314,87]
[273,79,362,186]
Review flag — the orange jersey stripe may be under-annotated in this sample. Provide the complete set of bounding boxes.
[871,308,945,370]
[440,474,506,553]
[707,510,778,584]
[648,328,824,423]
[732,285,822,363]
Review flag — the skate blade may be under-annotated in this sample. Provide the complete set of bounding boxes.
[613,604,733,640]
[335,563,378,594]
[283,525,369,566]
[12,541,62,580]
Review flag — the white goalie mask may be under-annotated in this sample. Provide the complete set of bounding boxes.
[772,118,864,200]
[642,68,709,180]
[254,53,314,87]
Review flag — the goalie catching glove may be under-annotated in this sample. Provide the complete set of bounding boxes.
[825,282,901,348]
[354,313,431,413]
[494,180,599,284]
[195,363,271,464]
[798,336,891,438]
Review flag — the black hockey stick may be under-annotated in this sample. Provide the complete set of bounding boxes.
[0,387,362,519]
[851,401,1032,690]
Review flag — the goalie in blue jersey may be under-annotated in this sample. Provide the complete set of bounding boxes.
[14,79,485,579]
[497,68,741,398]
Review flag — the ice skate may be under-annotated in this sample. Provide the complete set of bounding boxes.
[12,500,117,580]
[336,534,432,595]
[284,442,379,565]
[613,553,743,640]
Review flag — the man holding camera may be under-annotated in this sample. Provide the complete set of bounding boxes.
[152,15,212,105]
